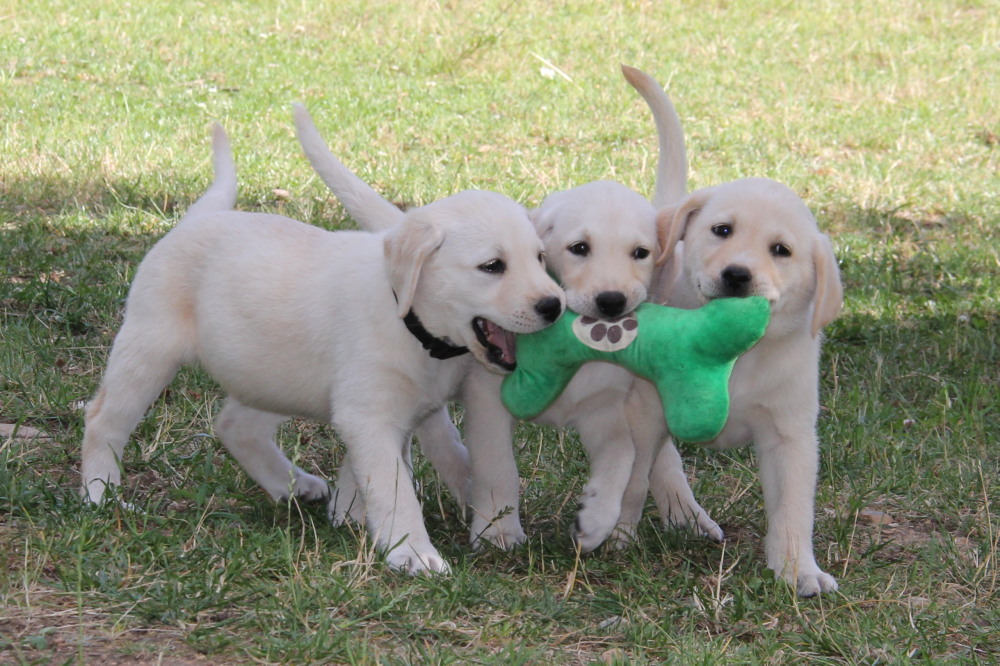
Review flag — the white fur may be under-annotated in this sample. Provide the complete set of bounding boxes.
[612,99,844,596]
[295,82,687,552]
[79,121,564,574]
[462,179,661,552]
[615,67,844,597]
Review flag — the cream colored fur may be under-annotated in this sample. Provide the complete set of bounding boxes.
[295,78,686,552]
[617,67,844,597]
[79,122,564,574]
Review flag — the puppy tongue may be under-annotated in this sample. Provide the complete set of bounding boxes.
[484,319,517,366]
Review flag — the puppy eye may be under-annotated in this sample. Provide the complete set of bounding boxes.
[633,247,651,260]
[711,224,733,238]
[568,241,590,257]
[771,243,792,257]
[478,259,506,274]
[538,252,546,265]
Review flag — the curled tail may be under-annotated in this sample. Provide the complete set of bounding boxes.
[621,65,687,207]
[185,123,238,219]
[293,103,404,232]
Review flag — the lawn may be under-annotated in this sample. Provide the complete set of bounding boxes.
[1,0,998,663]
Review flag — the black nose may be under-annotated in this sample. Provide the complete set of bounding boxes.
[535,296,563,323]
[721,265,753,295]
[595,291,627,318]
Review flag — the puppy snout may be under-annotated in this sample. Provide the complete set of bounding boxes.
[595,291,627,318]
[535,295,564,323]
[721,265,753,296]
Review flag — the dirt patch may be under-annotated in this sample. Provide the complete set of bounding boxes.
[0,424,53,441]
[0,584,245,664]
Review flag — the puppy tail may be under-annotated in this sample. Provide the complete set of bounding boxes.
[621,65,687,208]
[185,123,238,219]
[293,103,405,232]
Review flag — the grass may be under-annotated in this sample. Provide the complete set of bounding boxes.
[2,0,998,662]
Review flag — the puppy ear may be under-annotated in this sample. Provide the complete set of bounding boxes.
[655,190,707,265]
[529,207,555,241]
[384,217,445,318]
[810,233,844,337]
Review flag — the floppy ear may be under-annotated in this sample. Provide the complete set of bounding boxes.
[655,190,707,265]
[384,218,445,318]
[529,207,555,241]
[810,233,844,337]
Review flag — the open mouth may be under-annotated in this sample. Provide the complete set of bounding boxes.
[473,317,517,372]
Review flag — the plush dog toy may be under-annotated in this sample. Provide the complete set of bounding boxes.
[501,297,770,443]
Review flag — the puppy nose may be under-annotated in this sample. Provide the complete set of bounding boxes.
[535,296,563,323]
[596,291,627,318]
[721,265,753,294]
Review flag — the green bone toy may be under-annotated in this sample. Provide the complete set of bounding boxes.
[501,296,770,443]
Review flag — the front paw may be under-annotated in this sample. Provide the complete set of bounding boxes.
[384,546,451,574]
[790,568,839,598]
[470,514,526,551]
[767,535,839,597]
[572,498,620,553]
[662,501,724,542]
[770,558,839,597]
[290,468,331,502]
[665,512,725,543]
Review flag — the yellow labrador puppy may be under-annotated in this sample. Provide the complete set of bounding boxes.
[294,82,683,552]
[80,123,564,574]
[618,68,844,597]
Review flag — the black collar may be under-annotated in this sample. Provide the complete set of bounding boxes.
[402,309,470,360]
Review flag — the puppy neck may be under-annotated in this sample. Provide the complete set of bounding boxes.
[401,307,470,360]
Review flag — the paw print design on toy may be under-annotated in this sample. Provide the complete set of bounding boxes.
[573,313,640,351]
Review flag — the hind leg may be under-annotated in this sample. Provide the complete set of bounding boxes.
[215,398,329,502]
[413,406,470,507]
[80,325,187,503]
[615,380,722,547]
[649,439,723,541]
[329,453,365,526]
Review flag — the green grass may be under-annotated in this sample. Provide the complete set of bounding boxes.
[2,0,998,662]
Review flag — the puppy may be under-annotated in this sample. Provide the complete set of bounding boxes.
[79,122,564,574]
[294,82,684,552]
[617,68,844,596]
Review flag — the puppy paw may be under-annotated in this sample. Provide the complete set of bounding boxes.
[572,500,620,553]
[662,503,724,542]
[770,559,839,597]
[683,513,725,542]
[80,485,141,513]
[470,516,526,551]
[604,522,640,551]
[792,569,839,598]
[291,469,330,502]
[385,546,451,575]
